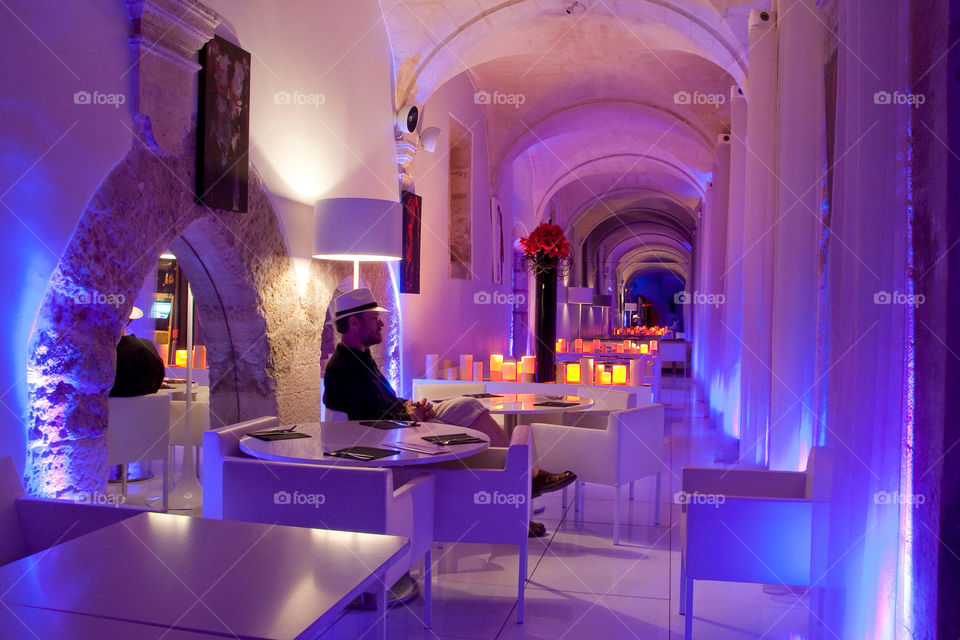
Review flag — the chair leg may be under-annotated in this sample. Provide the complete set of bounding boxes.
[629,481,635,500]
[561,485,568,509]
[517,536,527,623]
[614,485,621,545]
[120,463,128,498]
[162,457,168,513]
[684,577,694,640]
[654,472,661,525]
[423,549,432,628]
[679,551,687,615]
[377,573,388,640]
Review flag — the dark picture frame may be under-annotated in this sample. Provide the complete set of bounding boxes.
[400,191,422,294]
[197,35,251,212]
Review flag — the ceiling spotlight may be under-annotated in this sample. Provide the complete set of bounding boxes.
[565,1,585,14]
[395,104,419,133]
[420,127,441,153]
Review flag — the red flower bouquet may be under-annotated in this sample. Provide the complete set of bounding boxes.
[520,223,572,275]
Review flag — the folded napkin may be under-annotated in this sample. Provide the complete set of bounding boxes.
[462,393,503,399]
[324,446,399,461]
[533,401,579,408]
[422,433,486,445]
[248,431,311,441]
[358,420,419,430]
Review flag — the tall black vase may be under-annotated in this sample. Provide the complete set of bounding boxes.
[534,265,558,382]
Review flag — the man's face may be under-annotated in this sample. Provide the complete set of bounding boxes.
[352,311,384,347]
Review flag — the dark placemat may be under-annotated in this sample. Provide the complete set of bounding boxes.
[462,393,503,398]
[358,420,419,430]
[533,401,579,408]
[422,434,486,445]
[324,446,399,461]
[248,431,311,441]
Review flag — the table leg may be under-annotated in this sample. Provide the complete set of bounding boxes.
[503,414,518,438]
[377,574,387,640]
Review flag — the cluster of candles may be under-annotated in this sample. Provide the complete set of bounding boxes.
[612,326,670,337]
[162,345,207,368]
[556,338,658,355]
[423,352,654,386]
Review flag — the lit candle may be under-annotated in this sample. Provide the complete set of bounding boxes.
[580,357,594,385]
[502,361,517,381]
[473,361,484,381]
[489,354,503,381]
[612,364,627,385]
[566,363,581,383]
[574,338,583,352]
[640,344,649,354]
[175,349,188,367]
[459,355,473,380]
[520,356,535,374]
[593,339,601,352]
[425,354,439,379]
[601,370,612,385]
[650,340,658,352]
[629,359,640,385]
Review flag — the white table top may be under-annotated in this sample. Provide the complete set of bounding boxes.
[240,420,490,466]
[0,604,224,639]
[431,393,595,417]
[0,512,408,640]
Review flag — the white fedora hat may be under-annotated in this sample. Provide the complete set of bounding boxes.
[332,288,388,321]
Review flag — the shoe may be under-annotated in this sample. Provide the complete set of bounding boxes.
[528,521,548,538]
[531,469,577,498]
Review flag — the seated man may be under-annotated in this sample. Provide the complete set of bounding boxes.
[323,288,576,536]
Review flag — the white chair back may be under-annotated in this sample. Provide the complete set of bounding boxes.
[202,416,278,519]
[0,457,27,565]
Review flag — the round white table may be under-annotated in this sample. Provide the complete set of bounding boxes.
[427,393,595,437]
[239,420,489,467]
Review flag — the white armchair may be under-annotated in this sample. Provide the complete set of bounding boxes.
[1,457,145,567]
[417,425,533,623]
[202,417,436,627]
[678,446,830,640]
[530,405,666,545]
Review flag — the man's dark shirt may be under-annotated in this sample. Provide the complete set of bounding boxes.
[323,344,408,420]
[110,335,165,397]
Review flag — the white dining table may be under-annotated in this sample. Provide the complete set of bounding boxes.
[239,420,490,467]
[426,393,595,436]
[0,512,409,640]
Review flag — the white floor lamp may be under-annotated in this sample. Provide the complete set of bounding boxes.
[313,198,403,290]
[567,287,594,338]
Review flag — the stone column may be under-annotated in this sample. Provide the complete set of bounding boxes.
[704,137,731,429]
[769,0,824,471]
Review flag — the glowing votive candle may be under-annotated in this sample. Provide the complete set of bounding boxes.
[459,355,473,380]
[641,344,649,354]
[473,361,484,381]
[502,361,517,381]
[612,364,627,385]
[650,340,658,351]
[574,338,583,352]
[566,363,581,383]
[580,357,594,385]
[175,349,188,367]
[600,370,612,385]
[489,354,503,381]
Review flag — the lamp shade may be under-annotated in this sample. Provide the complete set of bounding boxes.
[313,198,402,261]
[566,287,594,304]
[624,303,638,311]
[593,294,613,307]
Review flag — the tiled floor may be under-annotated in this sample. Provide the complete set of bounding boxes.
[119,377,810,639]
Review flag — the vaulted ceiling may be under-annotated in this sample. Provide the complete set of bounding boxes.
[382,0,767,289]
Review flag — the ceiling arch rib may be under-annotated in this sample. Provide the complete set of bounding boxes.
[384,0,748,105]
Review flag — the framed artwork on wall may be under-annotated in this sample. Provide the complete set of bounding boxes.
[490,197,504,284]
[197,35,251,212]
[400,190,422,294]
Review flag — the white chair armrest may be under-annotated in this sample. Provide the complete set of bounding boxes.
[15,496,147,555]
[386,473,434,568]
[681,467,807,499]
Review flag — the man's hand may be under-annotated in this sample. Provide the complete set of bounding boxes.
[406,398,435,422]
